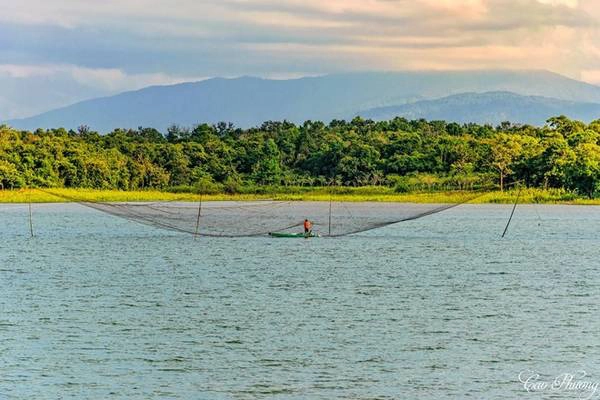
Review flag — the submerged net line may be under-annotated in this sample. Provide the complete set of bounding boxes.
[36,189,487,237]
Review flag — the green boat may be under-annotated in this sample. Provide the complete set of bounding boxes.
[269,232,319,238]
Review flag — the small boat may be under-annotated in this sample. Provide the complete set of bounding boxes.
[269,232,319,238]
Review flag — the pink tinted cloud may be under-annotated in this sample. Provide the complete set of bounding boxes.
[1,0,599,84]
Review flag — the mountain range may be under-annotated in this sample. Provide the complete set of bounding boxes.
[5,70,600,132]
[359,91,600,126]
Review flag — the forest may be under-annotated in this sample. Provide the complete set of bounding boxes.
[1,116,600,197]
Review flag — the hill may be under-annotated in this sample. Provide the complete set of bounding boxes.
[6,70,600,132]
[359,92,600,125]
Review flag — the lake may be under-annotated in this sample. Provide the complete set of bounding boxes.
[2,203,600,399]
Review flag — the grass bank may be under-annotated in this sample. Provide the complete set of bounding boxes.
[0,187,597,204]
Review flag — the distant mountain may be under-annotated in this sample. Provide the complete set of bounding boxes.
[6,70,600,132]
[359,92,600,125]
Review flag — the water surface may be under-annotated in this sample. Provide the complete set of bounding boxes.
[2,203,600,399]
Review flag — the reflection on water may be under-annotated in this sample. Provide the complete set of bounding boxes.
[2,203,600,399]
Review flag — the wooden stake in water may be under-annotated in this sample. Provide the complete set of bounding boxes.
[502,184,522,238]
[328,194,332,237]
[194,194,203,239]
[28,190,34,238]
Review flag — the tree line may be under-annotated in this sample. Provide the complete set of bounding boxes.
[1,116,600,196]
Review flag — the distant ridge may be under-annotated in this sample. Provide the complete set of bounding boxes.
[6,70,600,132]
[359,92,600,125]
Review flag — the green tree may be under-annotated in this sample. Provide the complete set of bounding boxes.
[487,133,522,191]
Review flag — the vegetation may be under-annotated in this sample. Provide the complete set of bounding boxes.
[2,116,600,201]
[0,187,588,205]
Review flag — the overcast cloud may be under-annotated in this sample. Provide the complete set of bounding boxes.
[0,0,598,118]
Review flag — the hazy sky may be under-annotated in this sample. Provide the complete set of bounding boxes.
[1,0,599,118]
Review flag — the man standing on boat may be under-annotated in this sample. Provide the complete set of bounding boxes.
[304,219,313,235]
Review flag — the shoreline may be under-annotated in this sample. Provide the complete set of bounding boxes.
[1,188,599,205]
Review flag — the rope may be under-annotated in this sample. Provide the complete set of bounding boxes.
[502,184,522,238]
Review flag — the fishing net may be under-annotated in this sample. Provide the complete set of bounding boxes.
[38,190,484,237]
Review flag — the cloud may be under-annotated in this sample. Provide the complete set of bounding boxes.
[0,64,57,78]
[0,0,599,119]
[0,63,206,119]
[0,64,206,91]
[69,67,207,92]
[537,0,578,7]
[581,70,600,85]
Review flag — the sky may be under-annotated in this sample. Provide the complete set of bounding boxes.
[1,0,599,119]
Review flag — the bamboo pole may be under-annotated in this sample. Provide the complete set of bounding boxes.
[194,194,203,239]
[328,193,332,237]
[28,189,34,238]
[502,184,522,238]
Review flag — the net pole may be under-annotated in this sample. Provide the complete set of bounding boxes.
[502,183,521,238]
[328,192,332,237]
[194,194,202,239]
[28,189,34,238]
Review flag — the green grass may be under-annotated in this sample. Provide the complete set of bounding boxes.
[0,187,597,205]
